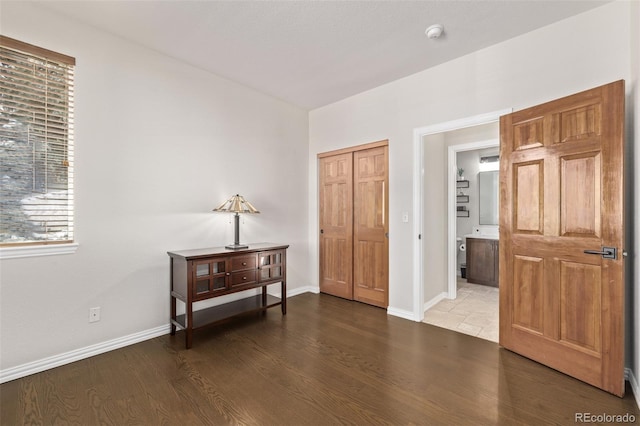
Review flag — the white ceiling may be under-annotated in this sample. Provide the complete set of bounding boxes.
[37,0,609,110]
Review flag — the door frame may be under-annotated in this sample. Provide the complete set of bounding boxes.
[412,109,511,321]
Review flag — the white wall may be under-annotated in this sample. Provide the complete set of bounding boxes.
[309,0,633,334]
[0,3,310,372]
[630,0,640,402]
[421,134,446,302]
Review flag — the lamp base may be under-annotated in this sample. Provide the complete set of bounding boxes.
[225,243,249,250]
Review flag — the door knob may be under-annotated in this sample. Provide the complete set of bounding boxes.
[584,246,617,260]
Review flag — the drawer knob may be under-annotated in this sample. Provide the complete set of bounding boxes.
[243,276,247,280]
[242,262,247,266]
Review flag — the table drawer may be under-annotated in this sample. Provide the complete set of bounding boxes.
[231,254,257,271]
[230,270,257,288]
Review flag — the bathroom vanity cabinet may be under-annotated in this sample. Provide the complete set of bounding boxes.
[466,237,499,287]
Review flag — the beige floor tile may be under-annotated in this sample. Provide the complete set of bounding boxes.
[423,279,499,343]
[463,312,499,327]
[477,326,499,343]
[423,309,467,329]
[430,299,457,312]
[456,322,482,336]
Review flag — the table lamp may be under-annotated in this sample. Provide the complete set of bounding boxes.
[213,194,260,249]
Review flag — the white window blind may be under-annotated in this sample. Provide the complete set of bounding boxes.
[0,36,75,246]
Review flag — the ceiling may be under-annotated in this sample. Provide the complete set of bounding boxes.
[36,0,609,110]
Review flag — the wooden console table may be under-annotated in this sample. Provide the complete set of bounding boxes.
[168,243,288,348]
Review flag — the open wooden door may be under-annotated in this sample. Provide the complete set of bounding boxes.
[499,80,625,396]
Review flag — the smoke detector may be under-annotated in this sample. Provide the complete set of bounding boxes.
[425,24,444,39]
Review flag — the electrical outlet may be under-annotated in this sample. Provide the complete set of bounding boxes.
[89,307,101,323]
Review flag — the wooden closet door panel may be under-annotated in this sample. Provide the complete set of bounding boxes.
[353,146,389,307]
[319,153,353,299]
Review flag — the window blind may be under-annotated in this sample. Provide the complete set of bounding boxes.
[0,36,75,245]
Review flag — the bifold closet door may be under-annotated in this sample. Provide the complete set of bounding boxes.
[319,152,354,300]
[353,146,388,308]
[319,142,389,308]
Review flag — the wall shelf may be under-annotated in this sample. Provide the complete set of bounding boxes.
[456,195,469,203]
[456,180,469,188]
[457,210,470,217]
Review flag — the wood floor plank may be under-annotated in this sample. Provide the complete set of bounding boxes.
[1,293,638,425]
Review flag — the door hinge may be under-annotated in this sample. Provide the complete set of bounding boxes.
[418,234,421,240]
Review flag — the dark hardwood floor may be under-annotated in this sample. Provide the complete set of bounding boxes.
[1,293,637,425]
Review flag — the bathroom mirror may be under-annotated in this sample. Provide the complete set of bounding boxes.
[479,171,499,225]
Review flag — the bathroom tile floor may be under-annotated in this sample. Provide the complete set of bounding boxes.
[423,278,499,342]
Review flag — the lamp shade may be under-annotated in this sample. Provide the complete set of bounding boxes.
[213,194,260,214]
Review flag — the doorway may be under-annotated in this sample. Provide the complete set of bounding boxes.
[412,110,510,324]
[423,142,500,341]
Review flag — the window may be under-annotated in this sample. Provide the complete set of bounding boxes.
[0,36,75,248]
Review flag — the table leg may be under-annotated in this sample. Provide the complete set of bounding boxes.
[186,300,193,349]
[186,329,193,349]
[170,295,177,335]
[281,280,287,315]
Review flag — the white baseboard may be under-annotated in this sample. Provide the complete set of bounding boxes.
[387,306,416,321]
[387,292,448,322]
[424,292,448,313]
[267,285,318,298]
[289,285,319,296]
[625,368,640,409]
[0,324,170,384]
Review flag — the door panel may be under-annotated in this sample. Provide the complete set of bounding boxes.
[559,261,601,354]
[319,153,353,299]
[560,153,601,237]
[512,255,544,334]
[513,118,544,150]
[514,161,543,233]
[353,146,389,307]
[499,80,625,396]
